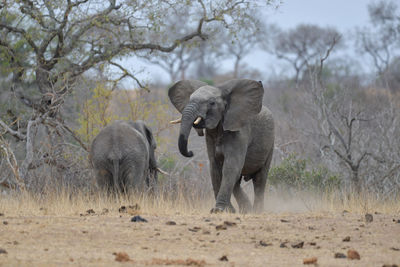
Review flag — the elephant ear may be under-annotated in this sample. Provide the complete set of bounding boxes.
[218,79,264,131]
[168,80,208,113]
[143,124,156,150]
[127,120,156,149]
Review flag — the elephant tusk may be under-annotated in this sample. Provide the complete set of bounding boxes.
[156,167,169,176]
[169,118,182,124]
[193,117,202,125]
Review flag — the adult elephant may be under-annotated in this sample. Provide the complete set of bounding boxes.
[168,79,274,213]
[89,120,157,193]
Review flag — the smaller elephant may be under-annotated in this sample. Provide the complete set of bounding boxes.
[89,120,157,193]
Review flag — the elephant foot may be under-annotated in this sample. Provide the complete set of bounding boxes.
[238,205,251,214]
[253,203,265,214]
[210,205,236,214]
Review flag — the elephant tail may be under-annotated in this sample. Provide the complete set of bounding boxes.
[112,158,121,193]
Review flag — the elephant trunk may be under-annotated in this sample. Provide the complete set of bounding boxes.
[178,103,199,157]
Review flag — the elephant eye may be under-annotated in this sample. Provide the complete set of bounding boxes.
[209,101,215,106]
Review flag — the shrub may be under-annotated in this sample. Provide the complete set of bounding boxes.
[268,154,341,193]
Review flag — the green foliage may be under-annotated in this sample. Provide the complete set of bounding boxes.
[268,154,341,192]
[199,79,214,85]
[75,84,117,144]
[75,84,173,148]
[158,155,177,171]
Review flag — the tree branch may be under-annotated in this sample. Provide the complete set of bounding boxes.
[108,61,146,90]
[0,119,26,141]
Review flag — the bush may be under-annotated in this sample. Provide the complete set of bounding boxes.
[268,154,341,193]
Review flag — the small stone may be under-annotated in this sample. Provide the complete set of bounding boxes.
[223,221,236,227]
[342,236,351,242]
[303,257,317,265]
[292,241,304,248]
[86,209,95,214]
[365,213,373,223]
[334,252,346,258]
[188,227,201,232]
[280,219,290,223]
[390,247,400,251]
[0,213,4,216]
[130,215,147,223]
[202,230,210,235]
[280,242,288,248]
[119,206,126,213]
[216,224,227,230]
[259,241,272,247]
[166,221,176,225]
[382,265,398,267]
[0,248,7,254]
[3,221,8,225]
[113,252,131,262]
[219,255,228,261]
[347,249,360,260]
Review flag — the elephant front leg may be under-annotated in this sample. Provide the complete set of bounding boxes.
[209,158,222,199]
[206,136,223,201]
[211,157,245,213]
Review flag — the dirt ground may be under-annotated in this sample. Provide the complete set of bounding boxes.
[0,207,399,267]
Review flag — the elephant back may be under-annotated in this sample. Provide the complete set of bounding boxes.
[90,121,150,177]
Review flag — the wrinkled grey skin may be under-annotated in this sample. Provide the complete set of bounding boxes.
[168,79,274,213]
[89,120,157,193]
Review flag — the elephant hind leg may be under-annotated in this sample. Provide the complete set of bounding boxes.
[233,177,252,213]
[252,169,267,213]
[95,168,113,193]
[252,150,273,213]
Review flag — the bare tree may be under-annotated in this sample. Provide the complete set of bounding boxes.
[263,24,342,83]
[356,0,400,90]
[225,24,261,78]
[143,44,198,82]
[296,34,375,193]
[138,7,205,83]
[189,35,225,79]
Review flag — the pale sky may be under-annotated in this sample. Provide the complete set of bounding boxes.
[125,0,372,86]
[267,0,370,31]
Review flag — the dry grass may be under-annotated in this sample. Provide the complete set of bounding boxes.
[0,188,214,217]
[1,187,399,217]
